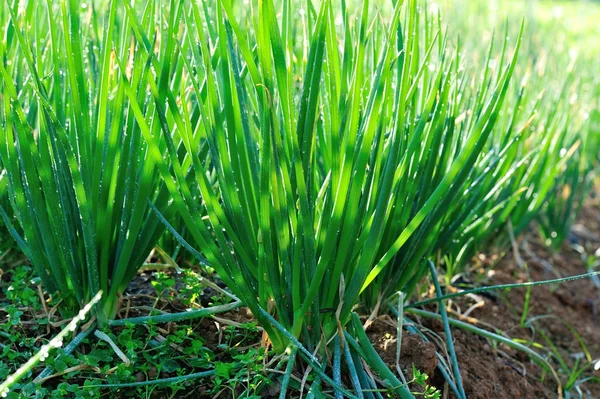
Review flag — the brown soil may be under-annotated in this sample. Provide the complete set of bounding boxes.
[367,317,438,376]
[369,197,600,398]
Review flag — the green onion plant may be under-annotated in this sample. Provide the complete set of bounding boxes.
[0,0,175,323]
[122,0,520,388]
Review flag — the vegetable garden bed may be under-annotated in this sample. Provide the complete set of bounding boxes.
[1,0,599,397]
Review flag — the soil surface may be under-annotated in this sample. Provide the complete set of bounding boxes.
[369,196,600,398]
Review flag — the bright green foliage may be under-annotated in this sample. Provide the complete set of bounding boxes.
[362,19,529,305]
[367,0,600,291]
[539,149,594,251]
[0,1,175,323]
[120,0,522,356]
[431,70,582,276]
[538,98,600,251]
[0,169,10,241]
[428,0,600,267]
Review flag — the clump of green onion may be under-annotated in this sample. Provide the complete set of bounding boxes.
[0,1,175,323]
[122,0,520,364]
